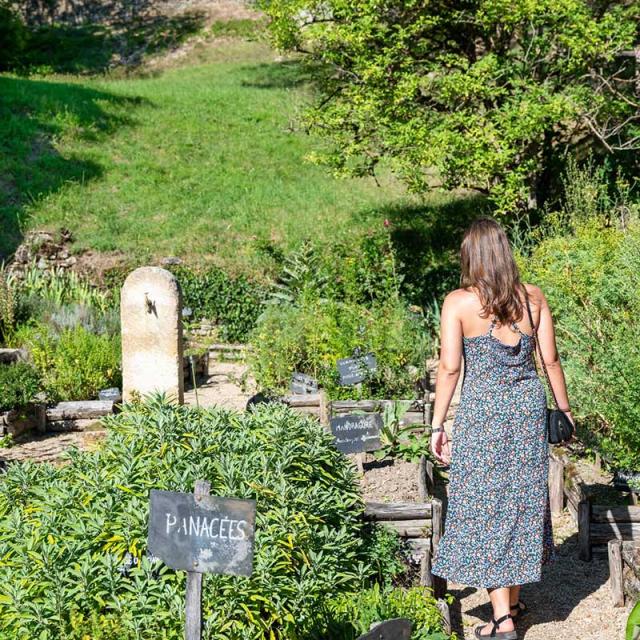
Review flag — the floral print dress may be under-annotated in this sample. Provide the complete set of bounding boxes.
[431,318,556,588]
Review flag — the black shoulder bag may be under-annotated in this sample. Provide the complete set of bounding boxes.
[523,292,574,444]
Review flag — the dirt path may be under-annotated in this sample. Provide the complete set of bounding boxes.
[184,360,255,411]
[448,509,631,639]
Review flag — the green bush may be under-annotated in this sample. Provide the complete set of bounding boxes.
[170,265,267,343]
[0,2,26,70]
[520,165,640,470]
[0,362,42,412]
[0,399,449,639]
[325,584,451,640]
[12,323,121,402]
[0,266,16,344]
[250,298,430,400]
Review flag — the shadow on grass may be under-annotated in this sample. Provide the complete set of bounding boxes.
[0,75,145,259]
[356,193,491,307]
[240,58,321,90]
[19,10,206,74]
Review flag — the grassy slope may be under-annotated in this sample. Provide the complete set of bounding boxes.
[1,40,421,275]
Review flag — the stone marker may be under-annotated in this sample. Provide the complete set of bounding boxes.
[121,267,184,404]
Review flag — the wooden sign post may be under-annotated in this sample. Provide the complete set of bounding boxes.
[148,481,257,640]
[186,480,208,640]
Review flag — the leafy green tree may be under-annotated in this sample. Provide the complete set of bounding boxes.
[259,0,639,212]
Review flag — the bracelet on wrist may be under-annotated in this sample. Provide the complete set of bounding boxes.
[430,426,445,433]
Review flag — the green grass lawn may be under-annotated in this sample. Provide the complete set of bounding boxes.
[0,39,425,274]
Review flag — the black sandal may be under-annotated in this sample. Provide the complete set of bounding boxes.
[473,613,518,639]
[510,600,527,618]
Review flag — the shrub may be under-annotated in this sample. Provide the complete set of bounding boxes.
[0,266,16,344]
[325,583,451,640]
[520,166,640,470]
[15,265,112,316]
[0,2,26,70]
[250,298,430,400]
[170,265,267,343]
[12,323,121,402]
[0,362,42,412]
[0,398,435,639]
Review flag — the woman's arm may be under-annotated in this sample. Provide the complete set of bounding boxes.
[430,292,463,464]
[535,288,573,423]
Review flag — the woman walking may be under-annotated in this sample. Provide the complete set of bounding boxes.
[430,218,574,639]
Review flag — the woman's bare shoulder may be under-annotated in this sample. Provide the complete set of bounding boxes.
[522,283,546,305]
[443,287,477,309]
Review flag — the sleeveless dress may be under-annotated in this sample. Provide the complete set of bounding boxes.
[431,317,556,588]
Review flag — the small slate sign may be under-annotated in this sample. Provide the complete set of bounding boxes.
[356,618,412,640]
[613,469,640,493]
[330,413,383,454]
[337,353,377,386]
[290,372,319,395]
[148,490,256,576]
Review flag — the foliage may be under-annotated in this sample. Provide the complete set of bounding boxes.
[0,264,16,343]
[359,523,409,587]
[15,264,112,315]
[520,165,640,470]
[11,322,121,402]
[0,1,26,70]
[627,600,640,640]
[170,265,267,343]
[259,0,639,212]
[0,361,42,412]
[250,298,430,400]
[0,398,452,639]
[325,583,451,640]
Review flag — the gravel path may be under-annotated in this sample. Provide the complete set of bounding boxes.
[448,509,632,639]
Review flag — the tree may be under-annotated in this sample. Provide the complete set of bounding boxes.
[259,0,640,213]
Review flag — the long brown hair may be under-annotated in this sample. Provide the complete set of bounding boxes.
[460,217,523,324]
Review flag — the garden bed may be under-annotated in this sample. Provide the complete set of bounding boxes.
[548,449,640,562]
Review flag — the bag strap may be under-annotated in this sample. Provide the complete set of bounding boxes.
[523,286,560,410]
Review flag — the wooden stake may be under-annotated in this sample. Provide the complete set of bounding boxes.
[355,452,365,479]
[418,454,434,500]
[185,480,211,640]
[436,599,451,635]
[608,539,625,607]
[431,498,447,598]
[420,547,433,588]
[578,500,592,562]
[548,455,564,515]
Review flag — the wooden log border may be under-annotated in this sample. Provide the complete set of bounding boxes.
[549,448,640,562]
[608,539,640,608]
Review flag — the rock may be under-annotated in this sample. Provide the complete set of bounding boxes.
[60,256,77,267]
[36,257,48,270]
[161,256,182,265]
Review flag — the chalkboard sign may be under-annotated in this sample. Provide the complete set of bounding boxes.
[330,413,382,454]
[337,353,377,386]
[613,469,640,493]
[290,372,319,395]
[356,618,412,640]
[148,490,256,576]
